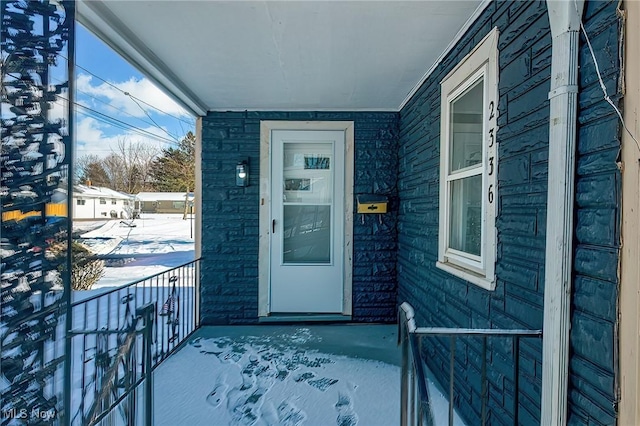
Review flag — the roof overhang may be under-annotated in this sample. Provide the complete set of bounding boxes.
[77,0,489,116]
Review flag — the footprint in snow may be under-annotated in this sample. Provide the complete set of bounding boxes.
[240,368,257,390]
[308,377,339,392]
[206,375,229,408]
[293,371,315,383]
[226,388,245,412]
[277,399,307,426]
[230,386,268,426]
[335,391,358,426]
[218,350,243,364]
[260,401,279,425]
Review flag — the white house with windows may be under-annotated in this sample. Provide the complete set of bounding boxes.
[73,185,134,219]
[134,192,194,214]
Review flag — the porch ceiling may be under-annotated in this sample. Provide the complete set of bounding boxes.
[77,0,486,116]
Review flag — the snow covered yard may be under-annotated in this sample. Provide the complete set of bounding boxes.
[74,214,195,292]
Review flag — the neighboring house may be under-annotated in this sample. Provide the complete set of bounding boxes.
[73,185,133,219]
[74,0,639,424]
[134,192,194,214]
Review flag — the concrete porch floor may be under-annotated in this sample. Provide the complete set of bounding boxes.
[193,323,400,364]
[153,324,401,426]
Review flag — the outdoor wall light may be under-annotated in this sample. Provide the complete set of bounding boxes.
[236,159,249,187]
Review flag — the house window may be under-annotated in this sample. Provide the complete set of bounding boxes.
[173,201,185,210]
[124,200,129,206]
[111,199,117,205]
[76,199,85,206]
[437,27,499,290]
[99,198,106,205]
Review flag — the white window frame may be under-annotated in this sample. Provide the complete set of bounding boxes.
[437,27,499,291]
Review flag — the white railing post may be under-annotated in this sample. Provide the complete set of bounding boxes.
[399,302,541,425]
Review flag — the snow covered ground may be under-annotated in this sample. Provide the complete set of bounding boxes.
[72,214,466,426]
[154,327,466,426]
[74,214,195,292]
[155,329,397,426]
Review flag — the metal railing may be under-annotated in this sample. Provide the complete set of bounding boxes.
[398,302,543,426]
[68,258,201,425]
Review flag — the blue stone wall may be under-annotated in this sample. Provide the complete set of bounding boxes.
[397,1,620,424]
[200,111,399,324]
[569,1,621,424]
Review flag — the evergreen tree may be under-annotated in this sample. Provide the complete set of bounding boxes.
[149,131,196,192]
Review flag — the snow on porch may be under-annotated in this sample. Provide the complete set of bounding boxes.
[153,324,466,426]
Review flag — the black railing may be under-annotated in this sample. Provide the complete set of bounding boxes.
[398,302,543,426]
[68,259,201,425]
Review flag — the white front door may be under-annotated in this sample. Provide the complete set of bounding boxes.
[269,130,345,313]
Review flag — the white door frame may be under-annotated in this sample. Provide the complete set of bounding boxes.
[258,121,354,317]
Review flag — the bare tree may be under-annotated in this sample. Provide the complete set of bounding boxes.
[76,139,159,193]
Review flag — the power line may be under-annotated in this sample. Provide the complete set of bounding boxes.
[50,97,180,146]
[3,72,183,148]
[125,93,180,142]
[71,101,179,146]
[57,52,195,126]
[51,74,169,134]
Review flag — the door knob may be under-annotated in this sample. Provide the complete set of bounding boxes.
[272,219,276,233]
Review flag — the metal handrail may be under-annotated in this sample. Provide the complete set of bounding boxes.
[399,302,543,426]
[70,259,200,307]
[399,302,435,426]
[85,303,154,426]
[68,258,201,426]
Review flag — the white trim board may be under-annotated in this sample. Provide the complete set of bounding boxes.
[398,0,493,111]
[258,121,354,318]
[76,0,207,116]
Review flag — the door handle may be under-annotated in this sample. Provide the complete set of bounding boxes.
[272,219,276,233]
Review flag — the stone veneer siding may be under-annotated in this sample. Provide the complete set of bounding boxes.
[200,111,399,324]
[397,1,621,425]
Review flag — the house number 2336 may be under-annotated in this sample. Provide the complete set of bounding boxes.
[487,101,496,204]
